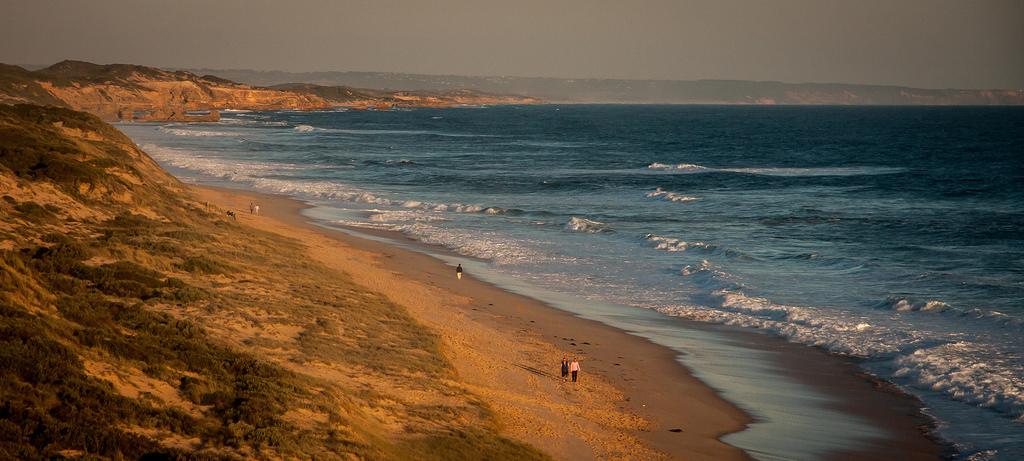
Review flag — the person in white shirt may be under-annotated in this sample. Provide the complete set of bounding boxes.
[570,357,581,382]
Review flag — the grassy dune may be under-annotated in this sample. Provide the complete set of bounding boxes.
[0,104,548,460]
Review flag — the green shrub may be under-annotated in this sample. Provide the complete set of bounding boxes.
[170,286,209,303]
[161,230,212,243]
[96,279,158,299]
[40,272,87,295]
[179,376,216,404]
[13,201,55,221]
[29,241,90,274]
[180,256,228,275]
[392,429,551,461]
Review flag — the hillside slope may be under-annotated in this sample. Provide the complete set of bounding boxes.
[0,104,547,460]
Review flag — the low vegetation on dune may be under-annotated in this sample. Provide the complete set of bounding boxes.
[0,104,548,460]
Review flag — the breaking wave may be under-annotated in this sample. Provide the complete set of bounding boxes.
[158,125,238,137]
[647,162,708,173]
[646,187,699,202]
[645,234,750,259]
[877,296,1023,329]
[646,234,717,253]
[564,217,611,233]
[655,287,1024,422]
[142,144,508,218]
[333,220,547,265]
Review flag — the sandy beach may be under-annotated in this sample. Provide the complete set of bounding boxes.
[192,185,946,460]
[192,185,753,460]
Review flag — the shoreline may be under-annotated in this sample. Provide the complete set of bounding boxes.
[192,184,946,460]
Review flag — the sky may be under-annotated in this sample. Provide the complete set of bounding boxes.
[1,0,1022,89]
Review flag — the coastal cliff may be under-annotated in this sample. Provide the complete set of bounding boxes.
[0,61,543,122]
[0,61,333,121]
[0,104,546,460]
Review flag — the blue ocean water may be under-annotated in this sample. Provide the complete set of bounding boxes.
[119,105,1024,459]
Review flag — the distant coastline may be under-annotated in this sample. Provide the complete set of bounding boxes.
[3,61,1020,125]
[182,67,1024,106]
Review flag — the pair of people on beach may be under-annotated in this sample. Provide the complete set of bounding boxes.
[248,201,260,215]
[561,356,581,382]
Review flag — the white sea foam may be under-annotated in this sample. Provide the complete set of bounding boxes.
[218,118,289,127]
[644,233,755,260]
[143,144,302,176]
[393,222,545,265]
[293,124,319,132]
[893,342,1024,421]
[679,260,743,292]
[142,144,511,219]
[647,162,708,172]
[143,144,394,204]
[646,187,699,202]
[655,288,1024,421]
[564,217,610,233]
[158,125,238,137]
[368,210,448,223]
[890,298,951,313]
[646,234,717,253]
[657,294,899,357]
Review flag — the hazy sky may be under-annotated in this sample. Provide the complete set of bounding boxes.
[2,0,1022,89]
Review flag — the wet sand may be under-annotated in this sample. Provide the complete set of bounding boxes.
[193,184,944,460]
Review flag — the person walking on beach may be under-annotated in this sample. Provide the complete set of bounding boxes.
[561,356,570,380]
[456,264,463,280]
[254,203,260,216]
[570,357,580,382]
[249,202,255,214]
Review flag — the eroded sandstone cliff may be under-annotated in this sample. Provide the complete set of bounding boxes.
[0,61,334,121]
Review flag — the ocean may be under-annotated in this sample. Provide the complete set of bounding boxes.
[119,105,1024,460]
